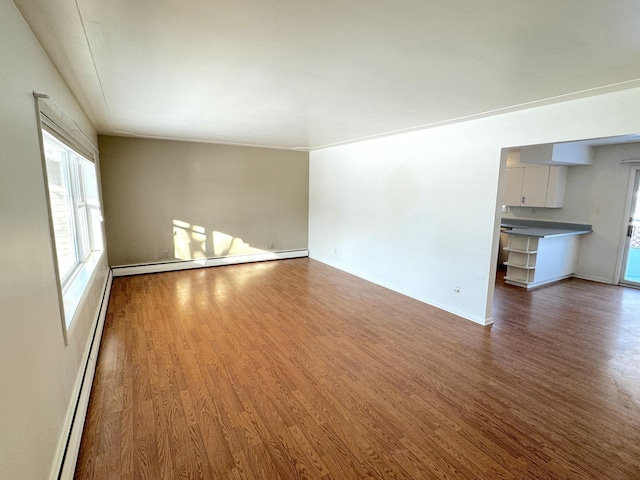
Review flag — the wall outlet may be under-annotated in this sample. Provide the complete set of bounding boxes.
[453,285,460,293]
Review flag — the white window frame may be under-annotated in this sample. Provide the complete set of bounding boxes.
[42,130,101,287]
[35,94,105,344]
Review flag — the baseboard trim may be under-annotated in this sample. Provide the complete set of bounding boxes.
[505,273,575,290]
[111,249,309,277]
[55,269,113,480]
[309,256,492,326]
[573,274,614,285]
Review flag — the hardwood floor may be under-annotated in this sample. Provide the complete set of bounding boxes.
[75,259,640,479]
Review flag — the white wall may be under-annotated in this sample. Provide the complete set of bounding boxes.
[309,87,640,324]
[504,143,640,284]
[0,2,109,479]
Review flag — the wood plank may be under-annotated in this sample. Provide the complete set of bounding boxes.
[75,259,640,479]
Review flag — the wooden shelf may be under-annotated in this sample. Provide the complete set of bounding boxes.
[502,230,581,289]
[504,262,535,270]
[504,234,538,285]
[503,247,538,254]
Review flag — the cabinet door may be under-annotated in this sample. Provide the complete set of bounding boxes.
[504,168,524,205]
[521,167,549,207]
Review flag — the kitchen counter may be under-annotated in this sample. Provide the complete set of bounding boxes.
[501,219,592,238]
[500,219,592,289]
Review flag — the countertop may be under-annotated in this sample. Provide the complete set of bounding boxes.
[500,219,592,238]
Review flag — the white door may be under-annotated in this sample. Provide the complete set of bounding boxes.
[620,170,640,287]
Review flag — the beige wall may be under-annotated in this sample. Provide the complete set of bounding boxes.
[99,135,309,266]
[0,1,109,478]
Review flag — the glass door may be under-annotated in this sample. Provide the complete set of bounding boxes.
[621,170,640,286]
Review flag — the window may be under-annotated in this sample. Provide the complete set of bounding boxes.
[35,92,106,342]
[42,130,103,289]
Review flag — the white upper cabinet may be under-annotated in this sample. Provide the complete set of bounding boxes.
[503,168,525,206]
[504,165,567,208]
[521,167,550,206]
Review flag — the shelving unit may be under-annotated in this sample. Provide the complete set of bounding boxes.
[504,235,539,286]
[502,231,583,289]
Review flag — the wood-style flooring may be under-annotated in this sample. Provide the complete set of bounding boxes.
[75,259,640,479]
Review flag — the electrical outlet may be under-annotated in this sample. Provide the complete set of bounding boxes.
[453,285,460,293]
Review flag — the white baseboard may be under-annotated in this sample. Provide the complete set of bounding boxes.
[506,273,575,290]
[573,274,614,285]
[309,256,492,326]
[54,269,113,480]
[111,249,309,277]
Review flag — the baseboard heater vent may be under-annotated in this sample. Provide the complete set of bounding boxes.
[111,249,309,277]
[56,269,113,480]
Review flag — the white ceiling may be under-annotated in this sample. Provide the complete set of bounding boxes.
[13,0,640,150]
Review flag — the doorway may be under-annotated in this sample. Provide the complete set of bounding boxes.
[620,168,640,287]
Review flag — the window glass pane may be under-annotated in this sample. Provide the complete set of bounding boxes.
[77,204,90,259]
[80,158,103,252]
[82,158,100,206]
[43,131,78,280]
[89,206,104,252]
[42,128,103,290]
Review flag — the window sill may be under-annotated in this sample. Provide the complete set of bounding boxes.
[63,251,104,330]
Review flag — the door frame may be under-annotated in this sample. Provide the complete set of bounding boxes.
[615,165,640,286]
